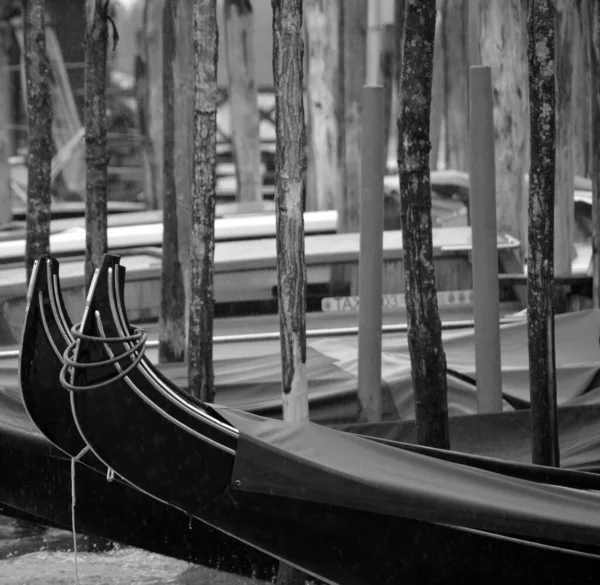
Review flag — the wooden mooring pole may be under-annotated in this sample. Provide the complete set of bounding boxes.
[357,85,385,423]
[468,65,503,414]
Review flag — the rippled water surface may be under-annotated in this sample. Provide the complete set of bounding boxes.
[0,516,269,585]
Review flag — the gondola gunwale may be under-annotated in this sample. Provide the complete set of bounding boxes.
[18,256,90,456]
[111,264,239,439]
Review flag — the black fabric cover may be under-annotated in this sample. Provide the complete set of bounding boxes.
[218,408,600,550]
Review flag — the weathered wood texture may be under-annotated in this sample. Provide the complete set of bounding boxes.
[339,0,367,233]
[304,0,341,211]
[527,0,559,467]
[554,0,574,278]
[159,0,185,364]
[379,19,395,173]
[398,0,450,449]
[23,0,52,281]
[590,1,600,307]
[272,0,308,423]
[480,0,529,260]
[174,0,194,344]
[273,3,310,582]
[468,0,482,66]
[388,0,406,173]
[188,0,218,402]
[136,0,165,211]
[224,0,262,203]
[429,2,443,170]
[84,0,110,291]
[442,0,469,171]
[0,21,11,225]
[574,2,591,177]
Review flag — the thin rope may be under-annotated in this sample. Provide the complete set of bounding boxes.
[71,446,90,585]
[59,318,147,392]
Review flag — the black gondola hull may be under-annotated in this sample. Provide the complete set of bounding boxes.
[65,255,600,585]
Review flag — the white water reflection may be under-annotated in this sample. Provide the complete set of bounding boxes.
[1,546,269,585]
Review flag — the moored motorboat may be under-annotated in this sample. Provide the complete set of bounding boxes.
[61,254,600,585]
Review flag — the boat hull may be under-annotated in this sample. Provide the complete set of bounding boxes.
[65,256,600,585]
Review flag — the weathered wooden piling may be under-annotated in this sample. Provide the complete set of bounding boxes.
[469,65,502,414]
[589,1,600,308]
[188,0,218,402]
[84,0,111,291]
[23,0,52,281]
[0,20,11,226]
[398,0,450,449]
[527,0,559,467]
[159,0,186,364]
[357,85,385,424]
[224,0,262,203]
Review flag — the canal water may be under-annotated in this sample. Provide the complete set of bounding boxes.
[0,515,269,585]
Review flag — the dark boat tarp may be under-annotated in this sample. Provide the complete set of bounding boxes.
[217,407,600,549]
[0,366,277,578]
[155,310,600,424]
[339,401,600,472]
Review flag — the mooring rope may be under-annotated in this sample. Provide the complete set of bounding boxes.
[71,445,90,584]
[59,319,147,392]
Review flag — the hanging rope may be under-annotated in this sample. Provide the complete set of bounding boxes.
[71,446,90,585]
[59,319,147,392]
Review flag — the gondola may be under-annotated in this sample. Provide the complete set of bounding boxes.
[60,254,600,585]
[14,255,278,579]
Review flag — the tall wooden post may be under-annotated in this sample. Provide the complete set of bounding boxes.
[273,1,309,582]
[574,2,591,178]
[480,0,529,261]
[379,1,395,174]
[174,1,194,350]
[589,2,600,307]
[469,66,502,414]
[399,0,450,449]
[23,0,52,281]
[339,0,367,233]
[527,0,559,468]
[136,0,165,211]
[159,0,186,364]
[272,0,308,424]
[304,0,341,211]
[468,0,482,66]
[357,86,385,424]
[224,0,262,203]
[188,0,218,403]
[388,0,406,174]
[554,0,575,281]
[84,0,110,291]
[0,20,12,226]
[429,0,443,170]
[366,0,381,86]
[443,0,469,171]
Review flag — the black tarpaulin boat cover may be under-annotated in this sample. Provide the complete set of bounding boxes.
[217,407,600,549]
[152,310,600,423]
